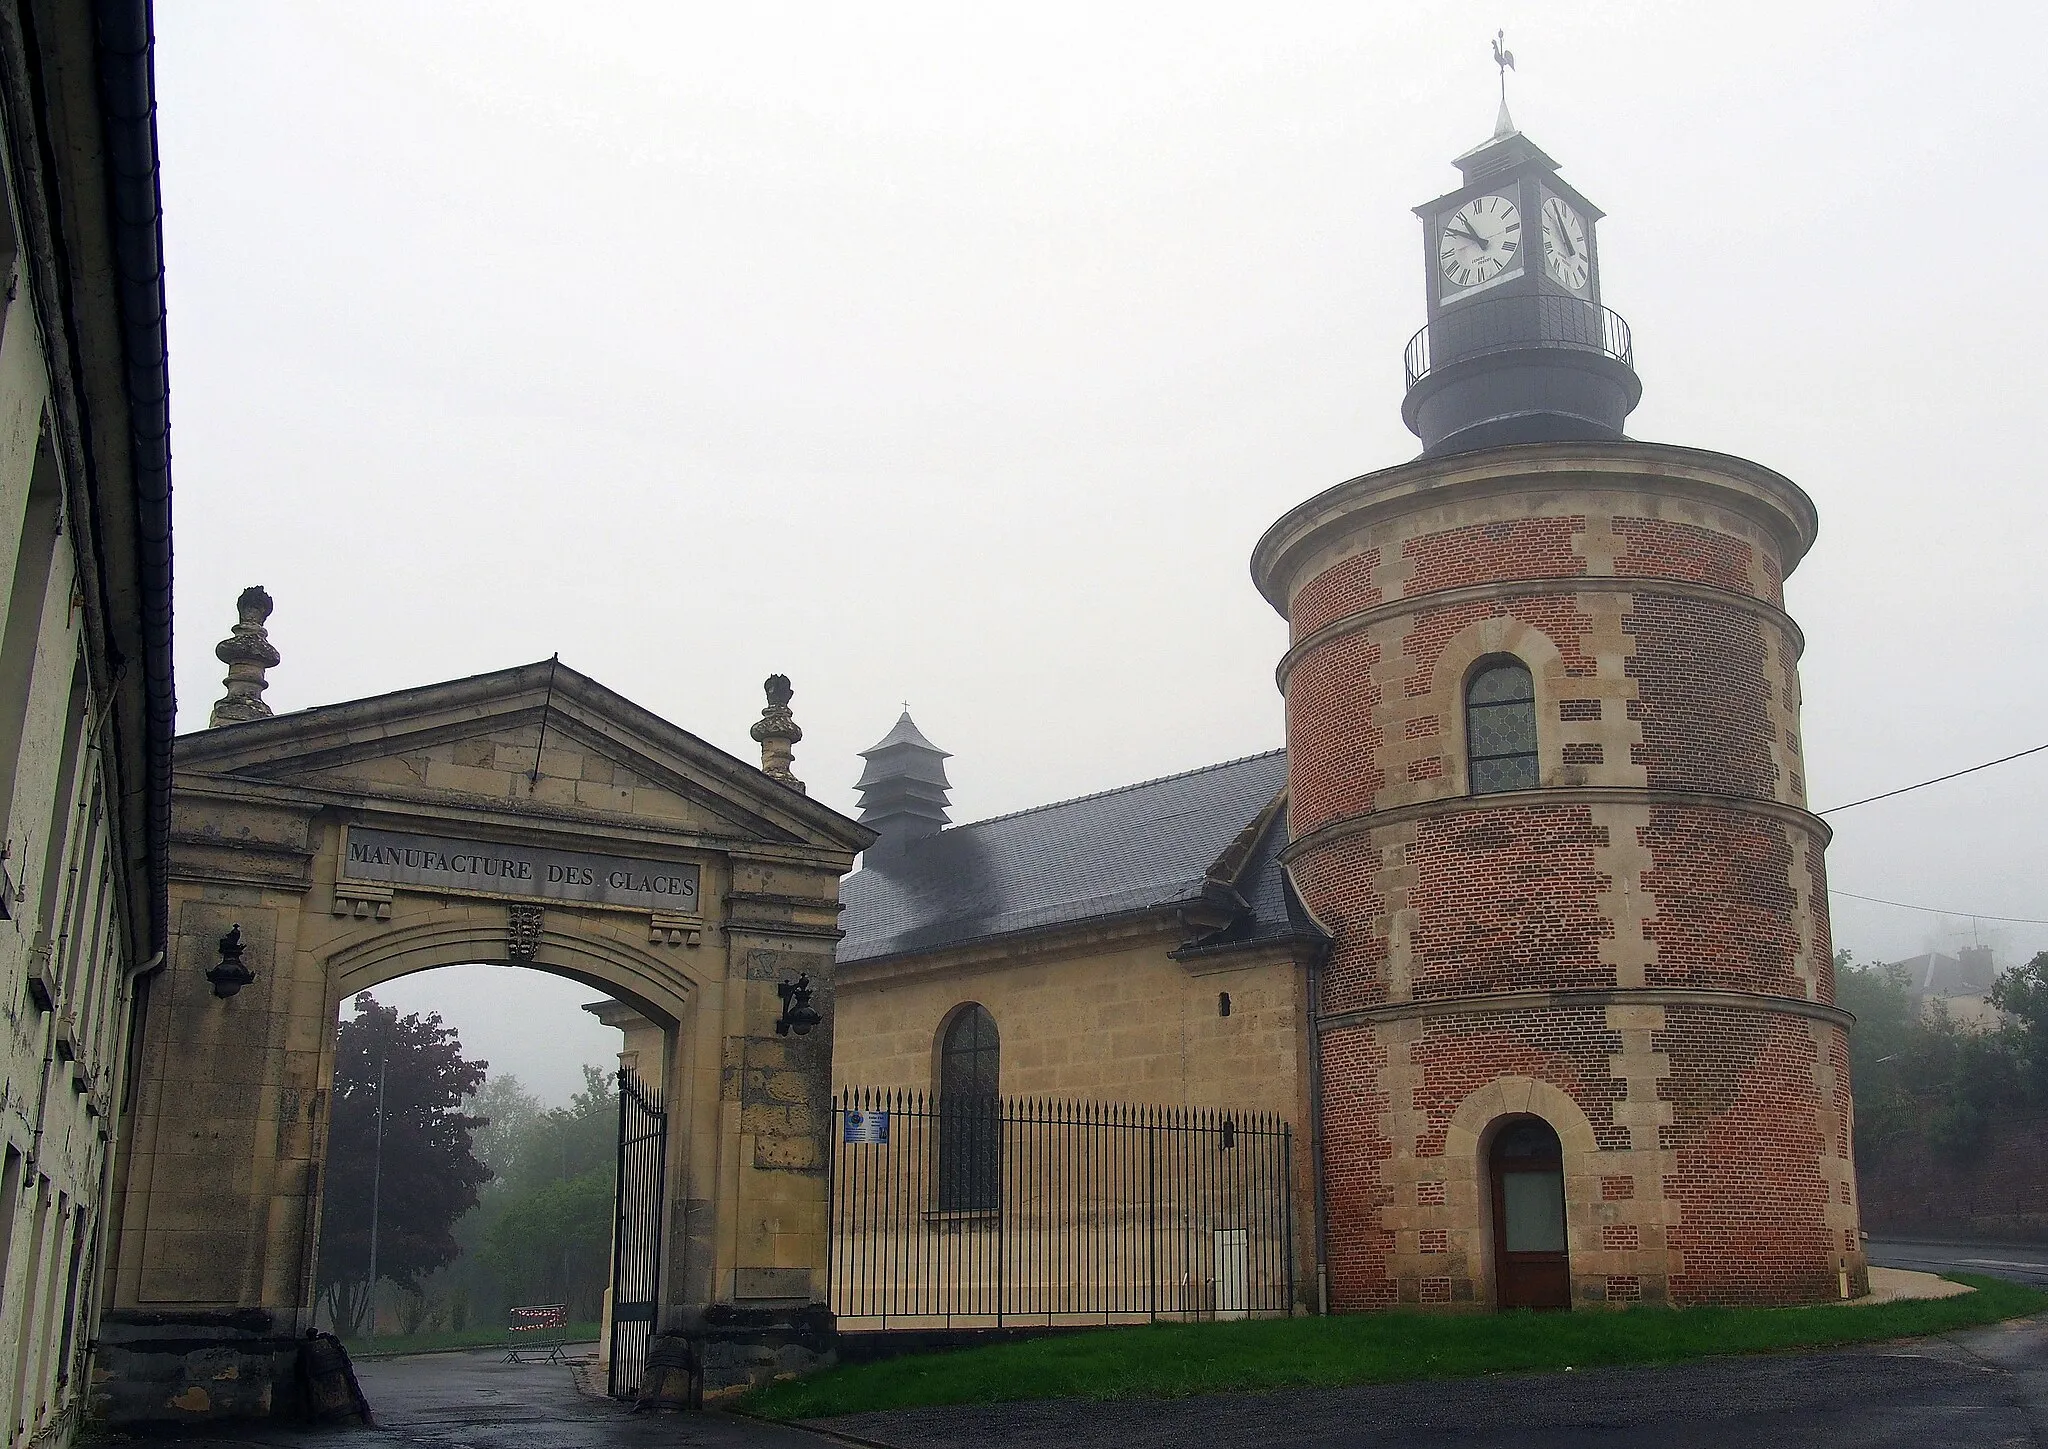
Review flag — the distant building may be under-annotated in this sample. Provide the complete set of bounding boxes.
[1893,947,2003,1031]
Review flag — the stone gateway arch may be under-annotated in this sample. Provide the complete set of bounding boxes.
[95,660,870,1424]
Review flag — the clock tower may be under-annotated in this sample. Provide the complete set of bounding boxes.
[1254,86,1861,1312]
[1402,111,1641,455]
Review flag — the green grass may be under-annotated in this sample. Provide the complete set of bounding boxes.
[741,1275,2047,1420]
[343,1321,600,1359]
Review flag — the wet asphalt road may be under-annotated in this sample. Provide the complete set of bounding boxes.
[106,1249,2048,1448]
[1869,1236,2048,1289]
[343,1351,825,1448]
[99,1346,828,1448]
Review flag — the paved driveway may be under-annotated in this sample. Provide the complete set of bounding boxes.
[98,1291,2048,1447]
[810,1314,2048,1448]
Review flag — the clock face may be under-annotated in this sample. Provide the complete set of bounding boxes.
[1438,194,1522,293]
[1541,195,1591,292]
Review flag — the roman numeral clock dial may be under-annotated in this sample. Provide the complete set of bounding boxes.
[1438,193,1521,293]
[1542,195,1590,292]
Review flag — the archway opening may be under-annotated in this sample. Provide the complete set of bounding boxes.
[1489,1116,1569,1310]
[313,962,667,1359]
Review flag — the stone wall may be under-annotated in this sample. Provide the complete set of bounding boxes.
[1859,1113,2048,1242]
[1255,441,1861,1310]
[97,665,868,1424]
[835,922,1311,1127]
[833,921,1320,1304]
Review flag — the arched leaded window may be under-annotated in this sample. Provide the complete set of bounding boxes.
[1466,658,1539,795]
[937,1005,1000,1212]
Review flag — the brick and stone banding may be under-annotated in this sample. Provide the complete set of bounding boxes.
[1253,441,1862,1310]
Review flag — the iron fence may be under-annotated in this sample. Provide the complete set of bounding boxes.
[1404,293,1633,388]
[831,1090,1294,1329]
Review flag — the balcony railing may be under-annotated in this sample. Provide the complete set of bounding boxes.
[1404,294,1633,390]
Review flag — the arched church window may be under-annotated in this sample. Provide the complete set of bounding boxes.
[937,1005,1000,1213]
[1466,659,1539,794]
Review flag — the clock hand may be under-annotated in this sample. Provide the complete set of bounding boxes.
[1450,222,1489,249]
[1545,205,1578,257]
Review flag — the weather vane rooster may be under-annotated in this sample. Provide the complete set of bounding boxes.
[1490,29,1516,134]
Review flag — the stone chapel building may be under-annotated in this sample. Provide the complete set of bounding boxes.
[830,108,1863,1312]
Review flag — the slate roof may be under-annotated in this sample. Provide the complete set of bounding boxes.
[860,711,949,758]
[1894,950,1996,998]
[838,749,1321,964]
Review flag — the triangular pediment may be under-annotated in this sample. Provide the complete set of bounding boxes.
[174,660,871,854]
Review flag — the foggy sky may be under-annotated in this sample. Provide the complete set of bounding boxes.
[156,3,2047,1103]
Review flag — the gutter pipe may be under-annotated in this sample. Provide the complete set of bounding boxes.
[89,0,173,957]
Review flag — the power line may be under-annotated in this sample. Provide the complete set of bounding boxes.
[1817,742,2048,816]
[1828,888,2048,926]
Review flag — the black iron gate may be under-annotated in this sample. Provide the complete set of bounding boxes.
[607,1066,667,1398]
[831,1090,1294,1327]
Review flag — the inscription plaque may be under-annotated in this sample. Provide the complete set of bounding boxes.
[342,827,701,913]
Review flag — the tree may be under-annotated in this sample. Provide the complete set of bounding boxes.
[1842,949,2035,1169]
[1838,952,1919,1166]
[468,1073,543,1183]
[1990,951,2048,1091]
[430,1064,622,1329]
[501,1064,615,1194]
[467,1064,618,1319]
[478,1168,616,1320]
[317,993,491,1335]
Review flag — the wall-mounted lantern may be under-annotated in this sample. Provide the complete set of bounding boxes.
[206,924,255,1000]
[774,974,821,1037]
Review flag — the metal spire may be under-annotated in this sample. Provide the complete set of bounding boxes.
[1491,29,1517,137]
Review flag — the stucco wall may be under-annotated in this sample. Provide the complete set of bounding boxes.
[0,207,148,1449]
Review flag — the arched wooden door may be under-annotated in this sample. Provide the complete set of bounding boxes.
[1490,1118,1570,1310]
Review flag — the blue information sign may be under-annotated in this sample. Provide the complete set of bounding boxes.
[843,1109,889,1145]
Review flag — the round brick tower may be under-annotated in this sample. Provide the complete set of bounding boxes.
[1255,116,1863,1311]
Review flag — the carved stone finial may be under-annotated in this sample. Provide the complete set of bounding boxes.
[749,674,806,794]
[208,586,280,728]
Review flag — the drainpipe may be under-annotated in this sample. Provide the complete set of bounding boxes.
[1305,939,1331,1315]
[25,953,60,1166]
[90,0,176,962]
